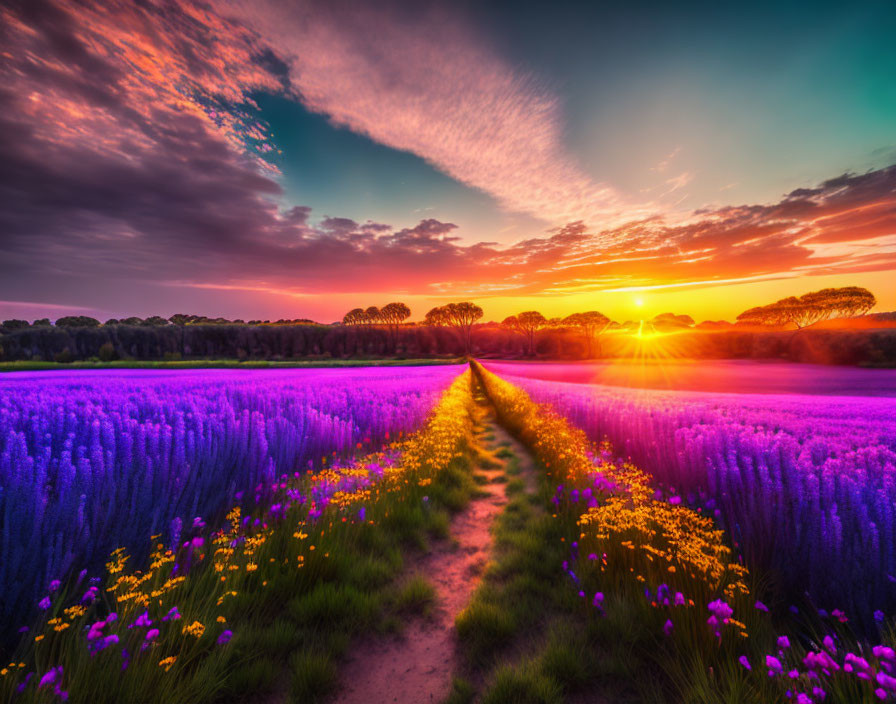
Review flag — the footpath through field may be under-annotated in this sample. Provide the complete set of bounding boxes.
[331,380,532,703]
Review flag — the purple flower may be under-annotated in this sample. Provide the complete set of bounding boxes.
[766,655,783,676]
[812,687,826,700]
[163,607,181,621]
[38,666,63,689]
[674,592,685,606]
[17,672,34,693]
[217,629,233,645]
[875,688,886,700]
[145,628,160,641]
[49,579,61,593]
[877,671,896,692]
[874,646,896,661]
[823,635,836,654]
[796,695,812,704]
[739,655,752,671]
[778,636,791,650]
[663,619,674,636]
[754,600,769,613]
[876,610,886,623]
[130,611,152,629]
[668,495,682,505]
[708,599,733,621]
[39,596,52,610]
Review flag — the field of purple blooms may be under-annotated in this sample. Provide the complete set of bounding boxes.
[0,366,461,631]
[484,361,896,625]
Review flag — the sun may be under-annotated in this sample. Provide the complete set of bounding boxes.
[633,296,645,308]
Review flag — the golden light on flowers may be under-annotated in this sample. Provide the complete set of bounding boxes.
[159,656,177,672]
[182,621,205,638]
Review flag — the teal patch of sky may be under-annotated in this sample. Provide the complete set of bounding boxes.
[253,93,546,243]
[471,0,895,209]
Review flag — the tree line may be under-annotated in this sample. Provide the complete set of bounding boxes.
[736,287,876,329]
[0,286,881,363]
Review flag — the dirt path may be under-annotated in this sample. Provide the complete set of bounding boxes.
[332,397,510,704]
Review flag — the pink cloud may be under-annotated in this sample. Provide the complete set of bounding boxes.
[215,0,654,231]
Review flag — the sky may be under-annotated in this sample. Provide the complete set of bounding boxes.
[1,0,895,324]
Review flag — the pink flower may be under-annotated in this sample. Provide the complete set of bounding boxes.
[766,655,783,677]
[875,646,896,661]
[878,671,896,692]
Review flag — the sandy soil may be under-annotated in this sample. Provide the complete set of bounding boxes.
[332,418,511,704]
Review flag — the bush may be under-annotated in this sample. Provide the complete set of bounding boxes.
[53,347,73,363]
[98,342,118,361]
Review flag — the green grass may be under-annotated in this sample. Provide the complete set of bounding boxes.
[289,648,339,703]
[391,574,437,617]
[452,381,672,703]
[0,357,464,372]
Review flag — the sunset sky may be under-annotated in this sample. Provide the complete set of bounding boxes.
[1,0,895,323]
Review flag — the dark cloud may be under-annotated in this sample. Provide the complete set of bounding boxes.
[1,0,895,317]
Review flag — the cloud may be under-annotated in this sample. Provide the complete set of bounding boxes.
[1,0,895,319]
[214,0,651,231]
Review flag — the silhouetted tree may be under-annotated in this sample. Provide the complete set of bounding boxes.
[2,319,30,330]
[32,318,51,327]
[736,287,877,329]
[562,311,611,357]
[363,306,382,325]
[425,302,483,355]
[342,308,366,326]
[380,302,411,351]
[55,316,100,328]
[503,311,547,356]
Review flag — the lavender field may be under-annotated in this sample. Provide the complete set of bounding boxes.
[0,365,461,629]
[486,361,896,621]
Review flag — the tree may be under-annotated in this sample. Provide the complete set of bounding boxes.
[55,316,100,328]
[2,319,30,330]
[562,311,611,357]
[33,318,51,327]
[342,308,366,326]
[379,302,411,350]
[363,306,382,325]
[143,316,169,326]
[736,287,877,330]
[168,314,191,326]
[424,302,483,355]
[424,306,450,326]
[503,311,548,356]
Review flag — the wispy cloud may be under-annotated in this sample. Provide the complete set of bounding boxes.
[216,0,653,231]
[2,0,895,318]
